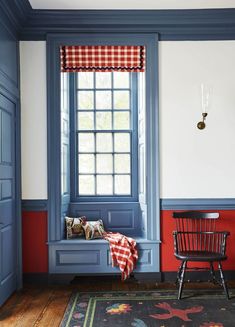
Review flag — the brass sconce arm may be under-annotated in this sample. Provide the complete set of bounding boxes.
[197,112,208,130]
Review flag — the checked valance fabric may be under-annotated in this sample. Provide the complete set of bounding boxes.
[60,45,145,72]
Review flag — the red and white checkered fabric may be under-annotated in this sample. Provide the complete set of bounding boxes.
[103,232,138,280]
[60,45,145,72]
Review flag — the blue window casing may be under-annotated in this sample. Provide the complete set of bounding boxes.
[69,72,138,202]
[47,33,159,244]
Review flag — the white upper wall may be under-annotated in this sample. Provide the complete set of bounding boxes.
[20,40,235,199]
[159,40,235,198]
[20,41,47,199]
[29,0,235,10]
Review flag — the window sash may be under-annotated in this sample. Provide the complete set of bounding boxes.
[69,72,138,201]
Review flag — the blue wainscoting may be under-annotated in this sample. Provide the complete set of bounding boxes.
[48,239,159,274]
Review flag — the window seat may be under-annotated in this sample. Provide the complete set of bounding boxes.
[48,237,160,274]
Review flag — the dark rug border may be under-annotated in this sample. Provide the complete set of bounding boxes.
[60,289,235,327]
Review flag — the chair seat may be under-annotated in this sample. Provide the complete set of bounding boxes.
[175,251,227,262]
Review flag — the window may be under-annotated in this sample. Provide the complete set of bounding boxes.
[73,71,138,198]
[49,35,159,248]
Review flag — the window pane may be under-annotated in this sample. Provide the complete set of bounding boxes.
[114,133,130,152]
[96,91,112,110]
[96,133,112,152]
[114,91,130,110]
[115,175,131,195]
[113,72,129,88]
[97,175,113,195]
[114,112,130,130]
[96,154,113,173]
[77,72,94,89]
[79,175,95,195]
[78,91,94,110]
[78,133,94,152]
[96,72,111,89]
[96,112,112,130]
[77,112,94,130]
[114,154,130,173]
[79,154,94,173]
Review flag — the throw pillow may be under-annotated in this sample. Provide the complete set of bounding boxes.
[65,216,86,239]
[81,218,105,240]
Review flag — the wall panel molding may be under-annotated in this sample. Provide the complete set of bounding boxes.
[160,198,235,210]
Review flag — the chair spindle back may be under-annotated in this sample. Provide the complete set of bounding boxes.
[173,211,224,254]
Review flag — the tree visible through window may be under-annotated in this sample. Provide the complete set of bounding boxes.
[76,71,136,196]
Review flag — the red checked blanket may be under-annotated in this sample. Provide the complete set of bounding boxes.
[103,232,138,280]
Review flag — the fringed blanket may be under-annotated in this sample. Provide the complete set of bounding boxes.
[103,232,138,280]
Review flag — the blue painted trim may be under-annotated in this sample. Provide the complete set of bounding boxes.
[2,1,235,41]
[19,8,235,41]
[15,95,22,290]
[160,198,235,210]
[146,34,160,242]
[47,33,161,274]
[47,35,62,242]
[22,200,48,211]
[0,0,31,34]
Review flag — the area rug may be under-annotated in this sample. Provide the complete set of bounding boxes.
[60,290,235,327]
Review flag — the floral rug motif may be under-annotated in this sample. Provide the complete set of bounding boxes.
[60,290,235,327]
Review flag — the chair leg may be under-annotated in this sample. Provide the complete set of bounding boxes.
[176,261,184,286]
[178,261,187,300]
[209,262,217,284]
[218,262,229,300]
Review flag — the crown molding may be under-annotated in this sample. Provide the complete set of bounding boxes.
[1,2,235,41]
[19,8,235,40]
[14,0,32,25]
[0,0,31,35]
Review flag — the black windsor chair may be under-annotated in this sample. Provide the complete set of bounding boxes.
[173,211,230,299]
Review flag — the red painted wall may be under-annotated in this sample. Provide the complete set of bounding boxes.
[161,210,235,271]
[22,210,235,273]
[22,211,48,273]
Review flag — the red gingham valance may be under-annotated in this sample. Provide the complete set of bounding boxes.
[60,45,145,72]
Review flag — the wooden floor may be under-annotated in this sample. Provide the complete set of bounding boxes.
[0,277,234,327]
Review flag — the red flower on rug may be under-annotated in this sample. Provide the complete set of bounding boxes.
[106,303,132,315]
[150,302,203,321]
[200,323,224,327]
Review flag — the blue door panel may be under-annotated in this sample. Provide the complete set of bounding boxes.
[2,110,12,164]
[0,201,13,225]
[1,179,12,199]
[2,226,14,280]
[0,93,16,306]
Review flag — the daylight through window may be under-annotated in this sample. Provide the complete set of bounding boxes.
[76,72,134,196]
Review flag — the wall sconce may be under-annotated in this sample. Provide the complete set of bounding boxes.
[197,83,212,130]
